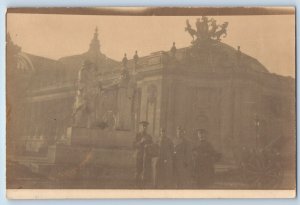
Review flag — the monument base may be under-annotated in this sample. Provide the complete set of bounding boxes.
[67,126,134,148]
[9,127,137,188]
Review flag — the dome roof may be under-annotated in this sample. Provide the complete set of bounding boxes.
[16,53,35,71]
[172,40,269,73]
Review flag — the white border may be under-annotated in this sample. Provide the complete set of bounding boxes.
[6,189,296,199]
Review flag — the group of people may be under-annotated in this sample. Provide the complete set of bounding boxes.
[133,121,221,189]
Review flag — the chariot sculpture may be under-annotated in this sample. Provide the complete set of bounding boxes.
[185,16,228,42]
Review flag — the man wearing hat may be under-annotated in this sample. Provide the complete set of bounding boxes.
[154,128,174,188]
[133,121,153,188]
[173,126,189,188]
[192,129,220,188]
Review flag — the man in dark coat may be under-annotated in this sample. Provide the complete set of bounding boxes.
[154,128,174,188]
[192,129,220,188]
[173,126,189,188]
[133,121,153,188]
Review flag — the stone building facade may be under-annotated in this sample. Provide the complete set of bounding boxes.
[7,26,295,167]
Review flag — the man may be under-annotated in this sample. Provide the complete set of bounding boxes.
[192,129,220,188]
[133,121,153,188]
[154,128,173,188]
[173,126,189,188]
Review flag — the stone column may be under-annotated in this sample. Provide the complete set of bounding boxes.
[166,79,176,138]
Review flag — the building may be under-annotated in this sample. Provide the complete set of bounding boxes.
[7,20,295,188]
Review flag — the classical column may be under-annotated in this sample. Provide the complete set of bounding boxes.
[167,79,177,137]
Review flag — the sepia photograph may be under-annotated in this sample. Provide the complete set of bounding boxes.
[6,7,296,198]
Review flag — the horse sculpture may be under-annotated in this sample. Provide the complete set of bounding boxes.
[185,19,197,41]
[185,17,229,42]
[214,22,229,41]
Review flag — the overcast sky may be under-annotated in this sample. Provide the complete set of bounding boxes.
[7,13,295,77]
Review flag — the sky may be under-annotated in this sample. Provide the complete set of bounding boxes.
[7,13,295,77]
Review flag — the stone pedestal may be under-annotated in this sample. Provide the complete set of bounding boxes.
[12,127,137,188]
[41,127,137,188]
[67,127,134,148]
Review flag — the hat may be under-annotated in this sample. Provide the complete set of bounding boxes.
[176,126,186,133]
[139,121,149,126]
[196,128,207,134]
[176,126,184,130]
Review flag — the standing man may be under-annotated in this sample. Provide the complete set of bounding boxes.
[154,128,174,188]
[173,126,189,188]
[133,121,153,188]
[192,129,220,188]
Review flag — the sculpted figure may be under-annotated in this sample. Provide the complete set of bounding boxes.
[185,17,229,42]
[185,19,197,41]
[201,16,209,35]
[122,53,128,68]
[72,60,98,128]
[195,16,210,40]
[116,68,134,130]
[170,42,177,58]
[214,22,229,41]
[208,18,218,38]
[133,50,139,64]
[195,18,202,38]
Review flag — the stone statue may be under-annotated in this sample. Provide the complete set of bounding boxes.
[133,50,139,64]
[185,17,229,42]
[195,18,201,36]
[133,50,139,73]
[72,89,88,127]
[116,67,134,130]
[200,16,209,39]
[208,18,218,38]
[194,16,210,40]
[72,60,98,128]
[170,42,177,58]
[185,19,196,41]
[122,53,128,68]
[214,22,228,41]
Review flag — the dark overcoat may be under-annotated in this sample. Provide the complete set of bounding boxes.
[192,140,219,188]
[173,136,189,188]
[154,137,174,188]
[133,132,153,187]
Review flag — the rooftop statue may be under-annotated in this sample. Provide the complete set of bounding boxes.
[133,50,139,73]
[214,22,228,41]
[170,42,177,58]
[122,53,128,68]
[208,18,218,38]
[185,16,229,43]
[185,19,197,41]
[133,50,139,64]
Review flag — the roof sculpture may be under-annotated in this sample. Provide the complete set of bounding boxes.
[185,16,228,43]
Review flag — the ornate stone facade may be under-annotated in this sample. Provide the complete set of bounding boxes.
[7,21,295,168]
